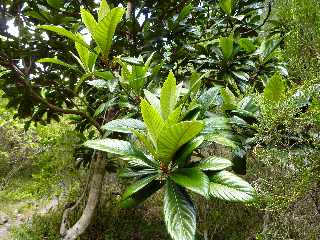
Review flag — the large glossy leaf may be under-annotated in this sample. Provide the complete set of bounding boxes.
[160,71,177,120]
[80,8,98,37]
[175,136,204,167]
[118,168,158,178]
[259,38,282,61]
[219,0,233,14]
[239,38,256,53]
[205,133,237,149]
[196,156,232,171]
[121,180,163,208]
[75,38,98,72]
[157,121,204,163]
[164,180,196,240]
[219,36,233,59]
[38,25,90,49]
[75,41,90,71]
[166,106,182,125]
[84,138,145,160]
[141,99,164,145]
[201,115,230,135]
[122,174,159,200]
[95,71,114,80]
[197,86,221,111]
[221,87,237,110]
[232,71,250,82]
[175,4,193,24]
[36,57,78,71]
[130,65,148,92]
[170,168,209,197]
[102,118,146,133]
[82,7,125,59]
[120,56,144,66]
[98,0,110,22]
[132,130,156,157]
[128,158,157,169]
[144,89,160,112]
[47,0,64,9]
[263,72,285,102]
[209,170,255,202]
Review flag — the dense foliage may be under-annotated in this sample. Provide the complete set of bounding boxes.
[0,0,319,239]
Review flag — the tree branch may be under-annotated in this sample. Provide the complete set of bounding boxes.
[0,59,102,134]
[241,2,272,36]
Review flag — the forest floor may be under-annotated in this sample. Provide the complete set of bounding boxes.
[0,197,58,239]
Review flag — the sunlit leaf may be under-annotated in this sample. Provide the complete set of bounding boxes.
[209,170,255,202]
[164,180,196,240]
[170,167,209,197]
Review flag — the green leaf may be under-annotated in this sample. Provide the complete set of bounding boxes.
[259,37,282,61]
[86,79,108,88]
[144,89,161,112]
[157,121,204,163]
[176,136,204,167]
[75,41,90,71]
[232,71,250,82]
[98,0,110,22]
[121,180,163,208]
[219,0,233,14]
[122,174,159,200]
[209,170,255,202]
[36,57,78,71]
[84,138,146,160]
[38,25,90,49]
[133,130,157,157]
[95,71,114,80]
[128,158,157,169]
[182,105,200,121]
[47,0,64,9]
[219,36,233,59]
[144,52,155,69]
[166,106,182,125]
[170,168,209,197]
[102,118,146,133]
[93,98,117,118]
[120,56,144,66]
[202,115,230,135]
[175,4,193,24]
[119,168,158,178]
[74,35,98,72]
[80,8,98,37]
[263,72,285,102]
[239,38,256,52]
[160,71,177,120]
[221,87,237,110]
[81,7,125,59]
[130,65,148,92]
[198,86,221,110]
[141,99,164,145]
[164,180,196,240]
[196,156,232,171]
[0,70,10,78]
[205,133,237,149]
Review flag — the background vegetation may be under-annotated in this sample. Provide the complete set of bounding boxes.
[0,0,319,239]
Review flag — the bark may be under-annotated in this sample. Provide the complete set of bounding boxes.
[126,0,134,20]
[60,152,106,240]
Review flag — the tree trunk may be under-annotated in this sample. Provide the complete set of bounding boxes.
[61,152,106,240]
[126,0,134,20]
